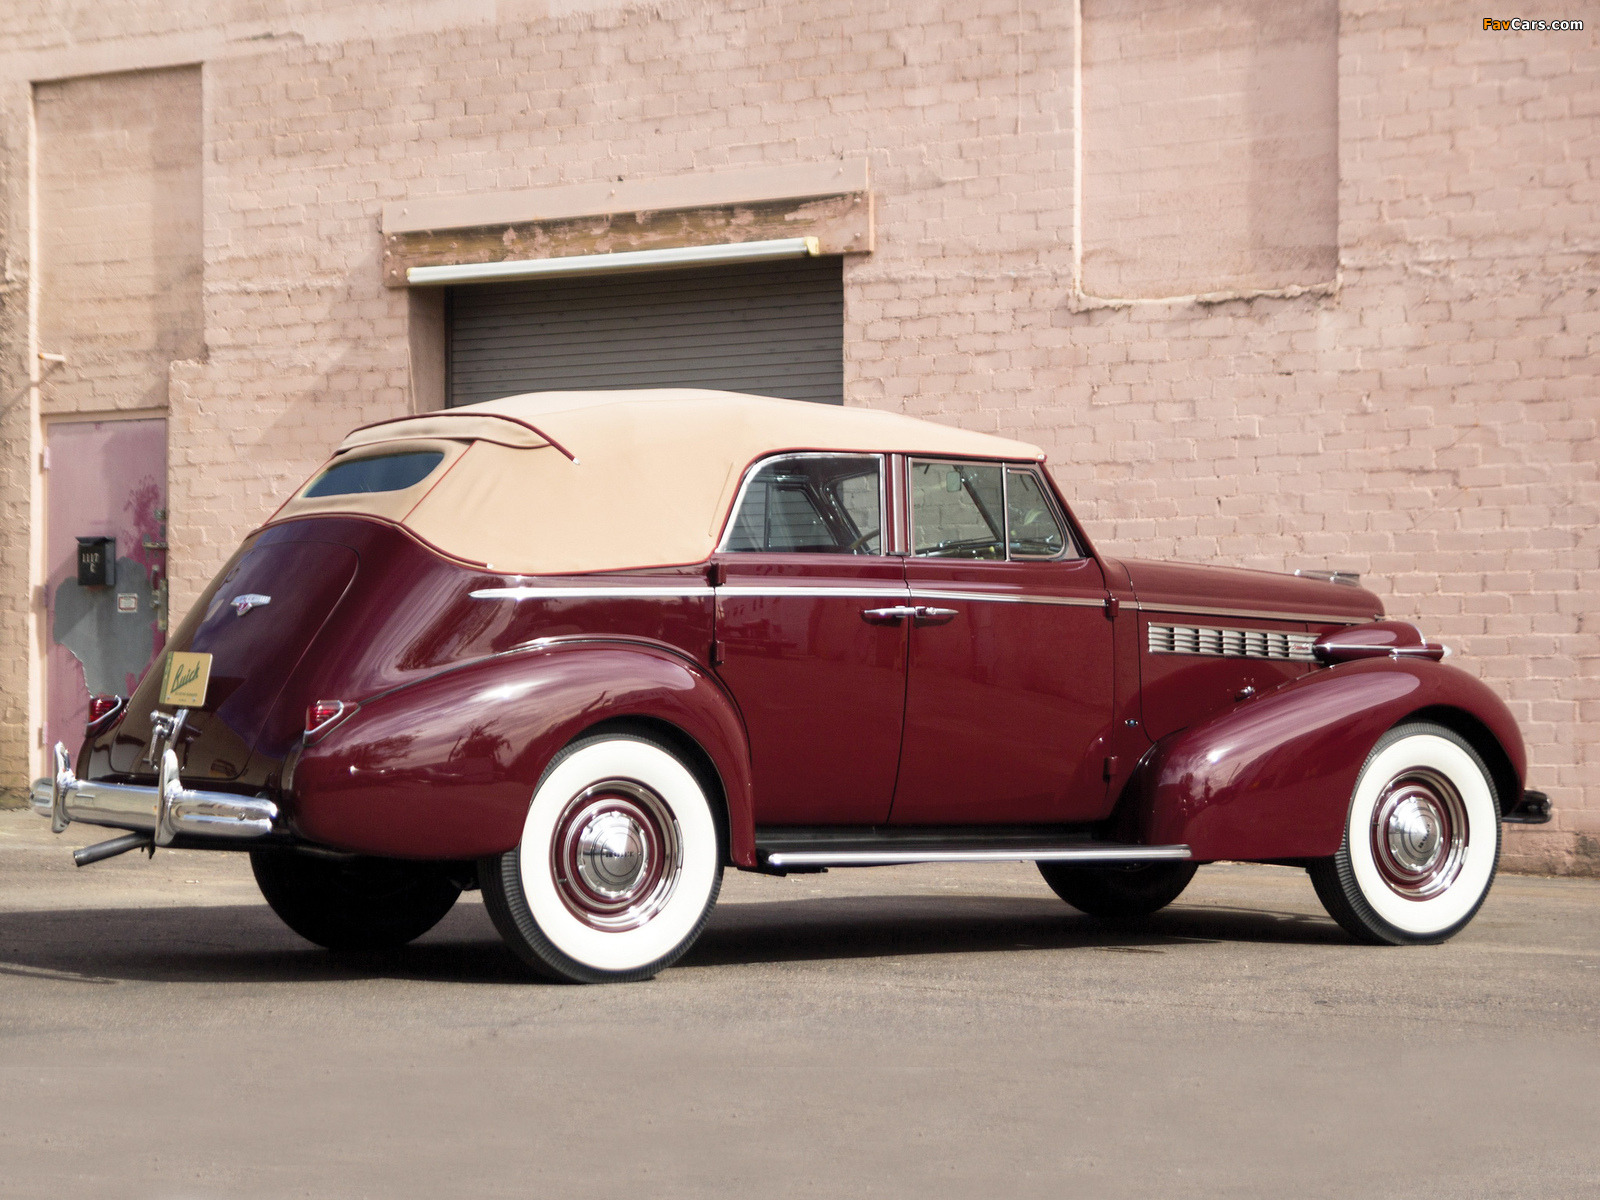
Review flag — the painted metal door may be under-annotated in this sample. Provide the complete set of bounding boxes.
[713,554,911,826]
[708,451,907,826]
[45,419,168,755]
[892,557,1116,824]
[889,460,1116,825]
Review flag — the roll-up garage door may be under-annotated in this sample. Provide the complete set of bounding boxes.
[446,256,843,406]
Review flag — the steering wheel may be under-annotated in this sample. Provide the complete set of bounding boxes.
[845,527,881,552]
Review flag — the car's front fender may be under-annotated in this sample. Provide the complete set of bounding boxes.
[1133,657,1526,861]
[289,639,755,863]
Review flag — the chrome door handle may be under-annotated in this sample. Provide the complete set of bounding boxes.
[913,606,959,626]
[861,605,918,624]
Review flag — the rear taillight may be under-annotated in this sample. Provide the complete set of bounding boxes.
[86,695,125,734]
[304,700,352,742]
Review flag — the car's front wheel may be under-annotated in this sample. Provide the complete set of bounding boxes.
[250,850,463,950]
[1038,859,1198,918]
[480,733,723,984]
[1308,722,1501,945]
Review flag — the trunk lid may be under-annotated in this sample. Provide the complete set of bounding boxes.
[111,539,359,780]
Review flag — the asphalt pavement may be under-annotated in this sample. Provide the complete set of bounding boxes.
[0,809,1596,1199]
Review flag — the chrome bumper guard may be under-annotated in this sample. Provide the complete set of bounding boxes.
[1503,789,1553,825]
[30,742,278,846]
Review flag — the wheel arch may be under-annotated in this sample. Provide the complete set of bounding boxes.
[1306,716,1506,945]
[1128,658,1526,862]
[567,713,733,860]
[289,640,756,864]
[1401,704,1521,817]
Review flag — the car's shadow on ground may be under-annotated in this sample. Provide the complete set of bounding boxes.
[687,894,1347,968]
[0,892,1350,986]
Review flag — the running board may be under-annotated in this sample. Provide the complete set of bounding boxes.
[759,842,1192,870]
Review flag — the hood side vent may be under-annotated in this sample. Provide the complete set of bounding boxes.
[1148,622,1317,663]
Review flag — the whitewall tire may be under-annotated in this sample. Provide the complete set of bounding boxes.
[481,732,723,983]
[1309,722,1501,945]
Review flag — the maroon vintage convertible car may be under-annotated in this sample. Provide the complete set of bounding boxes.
[34,389,1550,982]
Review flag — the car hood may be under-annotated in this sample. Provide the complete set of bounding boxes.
[1109,558,1383,624]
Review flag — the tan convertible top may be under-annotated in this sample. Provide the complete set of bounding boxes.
[272,389,1045,575]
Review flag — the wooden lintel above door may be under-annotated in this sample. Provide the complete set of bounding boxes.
[382,193,872,288]
[380,159,874,288]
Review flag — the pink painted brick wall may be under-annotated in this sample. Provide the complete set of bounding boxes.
[0,0,1592,873]
[34,67,204,416]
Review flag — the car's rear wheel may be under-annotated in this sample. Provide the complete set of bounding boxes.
[1308,722,1501,945]
[1038,860,1198,918]
[480,733,723,984]
[250,849,462,950]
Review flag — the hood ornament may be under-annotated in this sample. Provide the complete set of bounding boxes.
[1293,569,1361,587]
[231,593,271,616]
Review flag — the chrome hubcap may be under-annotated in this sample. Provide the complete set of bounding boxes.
[576,812,647,897]
[551,781,681,931]
[1370,768,1468,900]
[1386,796,1442,870]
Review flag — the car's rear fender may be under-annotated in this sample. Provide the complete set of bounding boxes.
[288,639,755,863]
[1128,658,1526,861]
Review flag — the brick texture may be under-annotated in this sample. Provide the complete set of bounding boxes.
[1081,0,1340,298]
[0,0,1593,873]
[34,67,204,415]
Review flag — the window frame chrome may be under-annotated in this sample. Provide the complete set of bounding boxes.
[888,453,908,556]
[906,458,1080,562]
[716,451,889,557]
[1003,464,1078,561]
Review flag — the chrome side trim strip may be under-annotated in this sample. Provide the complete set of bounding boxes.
[910,588,1104,609]
[1134,601,1375,626]
[720,585,909,599]
[763,844,1192,868]
[473,584,917,602]
[470,587,1370,624]
[472,585,716,600]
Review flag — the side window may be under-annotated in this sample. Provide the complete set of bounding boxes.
[724,455,882,554]
[1006,468,1068,559]
[910,461,1006,559]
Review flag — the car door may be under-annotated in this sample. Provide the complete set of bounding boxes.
[711,453,910,826]
[890,460,1116,825]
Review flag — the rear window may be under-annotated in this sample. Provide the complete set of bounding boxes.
[304,451,445,498]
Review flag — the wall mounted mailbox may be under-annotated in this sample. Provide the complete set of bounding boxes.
[76,536,114,588]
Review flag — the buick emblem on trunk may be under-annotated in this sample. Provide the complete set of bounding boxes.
[231,593,271,616]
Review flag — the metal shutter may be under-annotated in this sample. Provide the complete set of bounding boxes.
[446,256,843,406]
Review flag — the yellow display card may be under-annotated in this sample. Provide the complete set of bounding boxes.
[160,651,213,707]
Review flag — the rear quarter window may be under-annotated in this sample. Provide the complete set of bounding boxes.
[723,454,883,554]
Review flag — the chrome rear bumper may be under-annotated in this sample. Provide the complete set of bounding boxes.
[30,742,278,845]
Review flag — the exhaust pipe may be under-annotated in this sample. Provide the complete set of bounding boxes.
[73,832,153,867]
